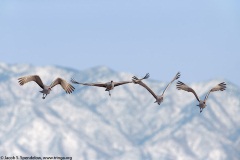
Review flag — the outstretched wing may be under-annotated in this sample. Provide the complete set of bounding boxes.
[176,81,200,102]
[162,72,180,95]
[18,75,44,89]
[50,78,75,94]
[114,81,132,87]
[132,73,150,83]
[132,76,158,100]
[204,82,226,102]
[138,73,150,81]
[71,78,107,88]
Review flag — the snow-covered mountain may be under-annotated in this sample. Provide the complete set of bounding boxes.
[0,62,239,160]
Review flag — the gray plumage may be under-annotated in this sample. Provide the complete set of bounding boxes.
[132,72,180,105]
[71,77,135,96]
[18,75,75,99]
[176,81,200,102]
[176,81,226,113]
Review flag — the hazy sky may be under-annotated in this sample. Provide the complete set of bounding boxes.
[0,0,239,86]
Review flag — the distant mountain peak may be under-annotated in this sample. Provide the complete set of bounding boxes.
[0,62,239,160]
[87,65,115,73]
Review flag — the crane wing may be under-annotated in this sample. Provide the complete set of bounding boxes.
[71,78,106,87]
[50,78,75,94]
[132,76,158,100]
[18,75,44,89]
[176,81,200,102]
[162,72,180,95]
[204,82,226,102]
[132,73,150,83]
[114,81,132,87]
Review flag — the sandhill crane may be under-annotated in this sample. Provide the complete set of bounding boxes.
[18,75,75,99]
[176,81,226,113]
[71,73,149,96]
[132,72,180,105]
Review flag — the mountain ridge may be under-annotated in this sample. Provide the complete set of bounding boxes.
[0,62,239,160]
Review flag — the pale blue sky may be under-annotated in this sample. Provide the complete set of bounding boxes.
[0,0,239,86]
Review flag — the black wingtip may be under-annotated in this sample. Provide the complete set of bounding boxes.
[18,78,24,85]
[219,82,227,91]
[177,81,184,85]
[71,78,78,84]
[144,73,150,79]
[132,76,139,80]
[176,72,181,79]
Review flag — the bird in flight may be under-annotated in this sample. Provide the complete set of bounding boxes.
[71,73,149,96]
[176,81,226,113]
[132,72,180,105]
[70,79,131,97]
[18,75,75,99]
